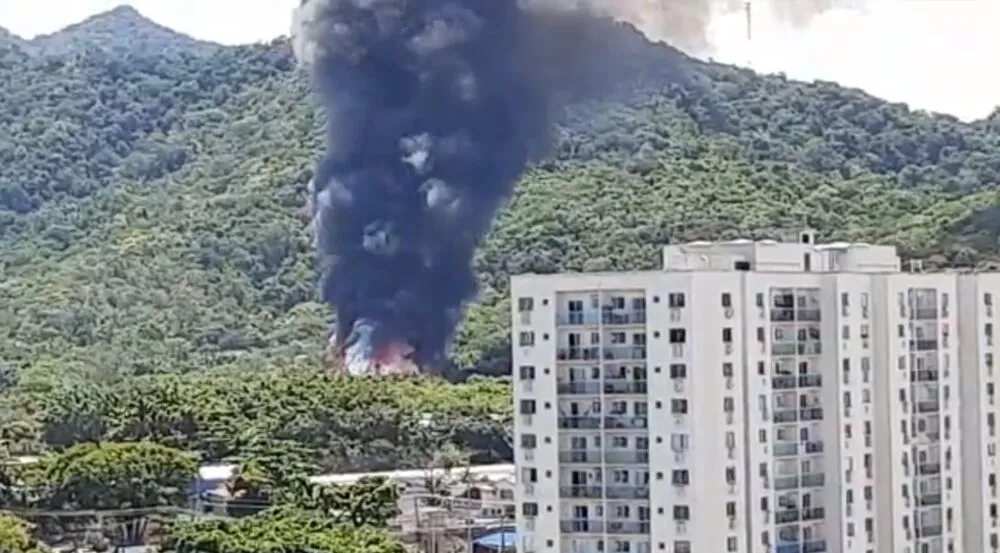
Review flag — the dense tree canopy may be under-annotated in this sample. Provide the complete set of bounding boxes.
[3,9,1000,379]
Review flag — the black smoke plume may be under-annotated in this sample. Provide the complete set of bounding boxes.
[293,0,666,372]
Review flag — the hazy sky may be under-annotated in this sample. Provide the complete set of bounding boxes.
[2,0,998,121]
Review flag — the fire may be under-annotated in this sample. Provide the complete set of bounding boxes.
[329,340,418,376]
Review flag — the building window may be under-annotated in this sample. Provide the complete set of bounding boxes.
[670,364,687,378]
[518,297,534,311]
[522,502,538,516]
[673,506,690,521]
[520,400,536,414]
[721,293,732,308]
[987,293,994,307]
[671,399,689,414]
[669,329,687,343]
[668,293,686,308]
[727,537,737,552]
[519,366,535,380]
[722,363,734,378]
[723,397,735,412]
[722,328,733,342]
[803,253,811,271]
[674,542,691,553]
[519,332,535,346]
[671,470,690,485]
[521,434,537,448]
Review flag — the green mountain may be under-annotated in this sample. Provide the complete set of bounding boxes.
[4,5,219,58]
[2,8,1000,383]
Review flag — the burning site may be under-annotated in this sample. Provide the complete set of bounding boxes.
[293,0,593,375]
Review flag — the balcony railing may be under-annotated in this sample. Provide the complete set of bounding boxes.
[774,476,799,490]
[774,442,798,457]
[918,462,941,475]
[802,507,825,520]
[560,485,602,498]
[774,409,798,423]
[603,346,647,361]
[799,375,822,388]
[913,308,938,320]
[605,381,648,394]
[910,339,939,351]
[557,347,600,361]
[607,450,649,464]
[605,486,650,499]
[773,376,797,389]
[775,509,799,524]
[916,400,940,413]
[558,381,601,395]
[558,416,601,430]
[915,525,943,538]
[801,473,825,487]
[773,343,797,356]
[777,542,828,553]
[604,416,648,430]
[557,311,648,326]
[800,407,823,421]
[558,450,649,464]
[914,370,940,382]
[559,451,598,463]
[559,520,649,534]
[804,441,824,454]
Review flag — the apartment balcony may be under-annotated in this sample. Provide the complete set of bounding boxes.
[910,339,939,351]
[774,442,799,457]
[803,507,825,521]
[913,308,938,320]
[798,309,821,321]
[558,347,600,361]
[558,381,602,395]
[799,374,822,388]
[558,416,602,430]
[556,311,648,326]
[918,493,943,507]
[915,525,943,538]
[800,407,823,421]
[914,370,940,382]
[603,310,647,326]
[605,485,650,499]
[777,541,828,553]
[916,400,940,413]
[603,346,647,361]
[803,441,824,454]
[801,473,826,487]
[918,462,941,475]
[560,485,603,498]
[558,313,601,326]
[559,450,650,464]
[604,416,648,430]
[559,450,600,463]
[774,409,798,423]
[559,520,650,534]
[774,476,799,490]
[775,509,800,524]
[798,341,823,355]
[605,380,648,395]
[773,375,797,390]
[773,343,798,356]
[606,450,649,464]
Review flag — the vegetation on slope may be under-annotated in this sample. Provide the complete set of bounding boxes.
[1,9,1000,379]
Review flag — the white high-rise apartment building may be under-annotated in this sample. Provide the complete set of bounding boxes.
[511,230,986,553]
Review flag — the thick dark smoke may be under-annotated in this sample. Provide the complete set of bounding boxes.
[294,0,591,371]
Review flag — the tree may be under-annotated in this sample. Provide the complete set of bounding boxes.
[282,477,401,528]
[0,514,42,553]
[163,509,407,553]
[37,441,197,547]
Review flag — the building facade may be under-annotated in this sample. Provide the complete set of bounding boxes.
[511,231,978,553]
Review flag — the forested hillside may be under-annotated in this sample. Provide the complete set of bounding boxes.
[2,7,1000,383]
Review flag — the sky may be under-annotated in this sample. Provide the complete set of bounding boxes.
[1,0,998,122]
